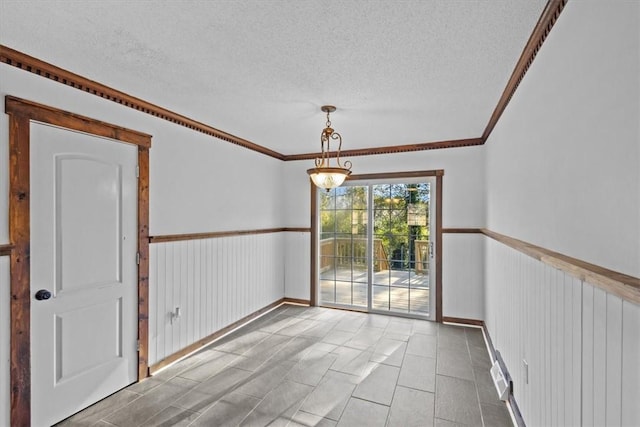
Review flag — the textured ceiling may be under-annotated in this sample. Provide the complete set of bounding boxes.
[0,0,547,155]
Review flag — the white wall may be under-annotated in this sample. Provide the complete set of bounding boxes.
[283,146,486,228]
[442,233,484,320]
[283,231,311,301]
[282,146,487,317]
[484,2,640,425]
[485,237,639,426]
[0,62,286,424]
[485,1,640,277]
[149,233,284,365]
[0,64,284,238]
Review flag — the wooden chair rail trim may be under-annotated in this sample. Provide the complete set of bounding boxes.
[0,45,283,160]
[482,0,567,141]
[149,227,311,243]
[149,298,308,374]
[0,244,13,256]
[481,228,640,305]
[442,228,483,234]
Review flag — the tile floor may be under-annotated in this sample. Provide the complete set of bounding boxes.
[57,305,512,427]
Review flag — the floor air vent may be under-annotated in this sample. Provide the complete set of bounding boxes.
[490,350,512,401]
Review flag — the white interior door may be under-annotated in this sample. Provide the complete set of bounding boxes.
[30,122,138,426]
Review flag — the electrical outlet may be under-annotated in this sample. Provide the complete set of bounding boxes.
[170,307,181,324]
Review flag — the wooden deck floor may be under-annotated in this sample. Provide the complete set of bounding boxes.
[320,268,431,316]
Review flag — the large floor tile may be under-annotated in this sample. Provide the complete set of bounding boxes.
[175,367,252,411]
[57,390,141,426]
[234,360,296,398]
[336,398,389,427]
[352,364,400,406]
[387,386,435,427]
[213,330,271,355]
[412,319,439,336]
[139,405,199,426]
[435,375,482,426]
[241,333,293,360]
[286,350,338,386]
[239,380,314,426]
[190,392,261,427]
[290,410,338,427]
[345,326,384,350]
[322,329,357,346]
[299,372,357,421]
[474,365,503,406]
[434,417,466,427]
[437,347,475,381]
[481,402,512,427]
[397,353,436,392]
[406,333,437,358]
[104,377,198,426]
[178,351,239,382]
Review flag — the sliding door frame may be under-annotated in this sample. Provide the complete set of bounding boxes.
[310,169,443,322]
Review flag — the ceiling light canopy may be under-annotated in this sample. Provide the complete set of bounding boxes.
[307,105,352,191]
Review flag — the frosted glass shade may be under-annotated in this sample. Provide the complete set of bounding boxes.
[307,167,351,191]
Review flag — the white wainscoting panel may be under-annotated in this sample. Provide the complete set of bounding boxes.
[442,233,484,320]
[0,256,9,427]
[485,236,639,426]
[284,232,310,301]
[148,233,285,365]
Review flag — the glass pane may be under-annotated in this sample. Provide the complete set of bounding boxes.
[352,187,367,209]
[372,285,390,311]
[334,281,352,305]
[409,288,430,315]
[390,285,409,312]
[319,189,335,210]
[335,210,352,234]
[373,269,390,287]
[335,187,351,209]
[320,210,336,234]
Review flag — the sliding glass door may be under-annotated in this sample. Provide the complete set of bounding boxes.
[318,177,436,319]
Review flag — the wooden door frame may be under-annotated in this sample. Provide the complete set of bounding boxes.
[5,96,151,426]
[310,170,444,322]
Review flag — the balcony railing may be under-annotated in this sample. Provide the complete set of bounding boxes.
[320,237,430,275]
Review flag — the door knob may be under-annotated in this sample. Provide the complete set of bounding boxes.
[35,289,52,300]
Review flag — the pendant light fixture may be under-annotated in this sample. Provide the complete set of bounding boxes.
[307,105,352,191]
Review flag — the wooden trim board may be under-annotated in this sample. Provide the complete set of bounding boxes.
[442,228,483,234]
[481,228,640,305]
[284,138,484,161]
[149,227,311,244]
[5,96,152,426]
[310,181,318,307]
[0,244,13,256]
[442,316,484,327]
